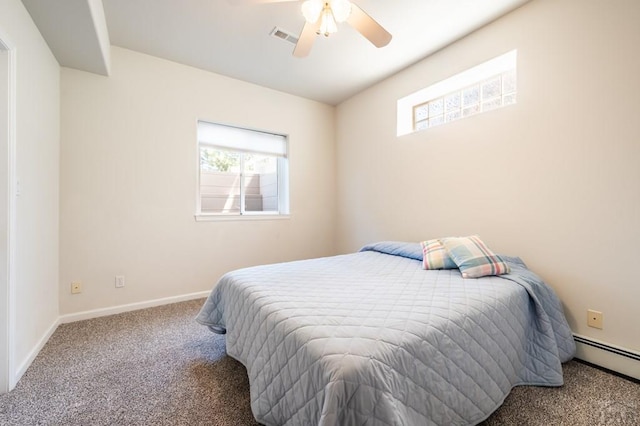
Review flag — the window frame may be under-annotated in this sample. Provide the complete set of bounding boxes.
[195,121,290,221]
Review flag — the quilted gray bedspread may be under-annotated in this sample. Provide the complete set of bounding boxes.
[196,242,575,426]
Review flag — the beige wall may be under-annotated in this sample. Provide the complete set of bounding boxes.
[60,47,336,314]
[0,0,60,378]
[336,0,640,352]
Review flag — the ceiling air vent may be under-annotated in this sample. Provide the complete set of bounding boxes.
[270,27,299,45]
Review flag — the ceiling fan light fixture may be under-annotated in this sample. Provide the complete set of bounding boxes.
[301,0,323,23]
[319,7,338,36]
[330,0,352,23]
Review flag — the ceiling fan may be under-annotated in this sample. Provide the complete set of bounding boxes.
[235,0,392,57]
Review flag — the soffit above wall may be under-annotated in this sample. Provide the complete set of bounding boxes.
[22,0,111,76]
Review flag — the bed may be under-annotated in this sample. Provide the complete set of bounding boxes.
[196,241,576,426]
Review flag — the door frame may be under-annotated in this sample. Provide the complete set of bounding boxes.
[0,28,17,394]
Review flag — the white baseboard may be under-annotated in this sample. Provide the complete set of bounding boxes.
[14,317,60,385]
[58,291,210,324]
[574,334,640,381]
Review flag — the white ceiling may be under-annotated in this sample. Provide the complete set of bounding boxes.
[22,0,531,105]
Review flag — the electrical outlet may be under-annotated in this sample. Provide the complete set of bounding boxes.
[587,309,603,329]
[71,281,82,294]
[115,275,125,288]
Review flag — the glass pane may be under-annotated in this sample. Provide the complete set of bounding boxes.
[414,104,428,121]
[244,154,278,212]
[429,115,444,127]
[482,76,502,100]
[504,93,517,105]
[428,99,444,117]
[503,69,517,94]
[462,104,480,117]
[482,97,503,112]
[200,148,241,214]
[415,120,428,131]
[445,93,461,112]
[200,148,240,172]
[445,111,461,123]
[463,85,480,107]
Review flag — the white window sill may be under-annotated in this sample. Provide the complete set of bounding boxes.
[195,214,290,222]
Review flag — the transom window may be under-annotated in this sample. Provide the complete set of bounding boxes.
[413,69,516,131]
[197,121,289,218]
[397,50,517,136]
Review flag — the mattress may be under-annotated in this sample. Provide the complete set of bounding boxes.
[196,242,575,425]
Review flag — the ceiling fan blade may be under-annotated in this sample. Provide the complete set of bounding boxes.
[346,3,392,48]
[293,20,319,58]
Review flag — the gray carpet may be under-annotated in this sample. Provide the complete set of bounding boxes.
[0,299,637,425]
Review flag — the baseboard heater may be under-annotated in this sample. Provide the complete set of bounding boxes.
[574,335,640,361]
[573,334,640,381]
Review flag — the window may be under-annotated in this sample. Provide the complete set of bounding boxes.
[196,121,289,218]
[397,50,517,136]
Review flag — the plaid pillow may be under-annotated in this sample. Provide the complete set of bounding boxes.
[441,235,510,278]
[420,239,457,270]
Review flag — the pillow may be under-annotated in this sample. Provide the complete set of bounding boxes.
[440,235,510,278]
[420,239,457,270]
